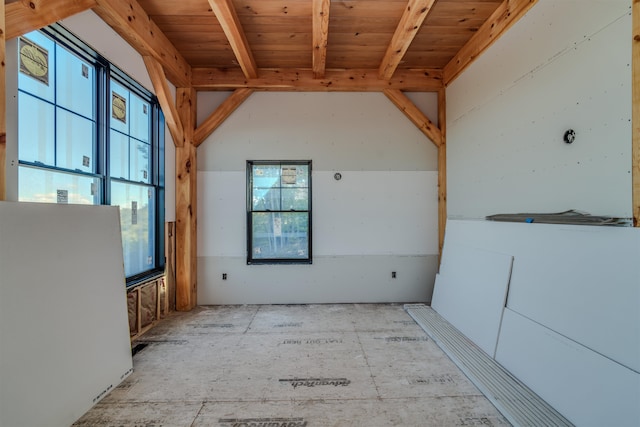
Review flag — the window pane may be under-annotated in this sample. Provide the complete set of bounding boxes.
[111,181,155,277]
[130,93,150,143]
[253,165,281,186]
[110,130,129,180]
[18,92,55,165]
[282,164,309,187]
[254,186,281,211]
[18,32,55,102]
[281,188,308,211]
[56,45,94,118]
[251,212,309,259]
[252,164,281,211]
[130,140,151,183]
[110,79,129,134]
[56,108,95,172]
[19,166,100,204]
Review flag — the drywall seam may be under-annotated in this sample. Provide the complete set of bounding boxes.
[506,306,640,375]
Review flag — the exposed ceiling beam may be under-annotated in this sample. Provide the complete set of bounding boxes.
[378,0,437,80]
[312,0,330,79]
[192,68,443,92]
[5,0,96,40]
[143,55,184,147]
[93,0,191,88]
[443,0,538,86]
[207,0,258,79]
[383,89,441,147]
[194,88,254,146]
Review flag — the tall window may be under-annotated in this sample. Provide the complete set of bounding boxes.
[18,31,100,205]
[247,161,312,264]
[17,25,165,283]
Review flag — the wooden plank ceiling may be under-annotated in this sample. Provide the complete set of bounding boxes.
[4,0,537,91]
[132,0,507,91]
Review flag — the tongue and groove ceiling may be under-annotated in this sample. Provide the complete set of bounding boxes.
[141,0,497,72]
[6,0,536,91]
[134,0,529,90]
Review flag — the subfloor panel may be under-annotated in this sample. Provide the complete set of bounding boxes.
[74,304,511,426]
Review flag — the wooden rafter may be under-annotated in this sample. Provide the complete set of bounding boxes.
[312,0,330,79]
[437,88,447,255]
[443,0,537,86]
[93,0,191,88]
[194,88,254,146]
[383,89,441,147]
[633,0,640,227]
[0,0,5,200]
[192,68,443,92]
[5,0,96,40]
[207,0,258,79]
[143,56,185,147]
[378,0,437,80]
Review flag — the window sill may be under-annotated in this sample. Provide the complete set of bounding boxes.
[126,268,165,289]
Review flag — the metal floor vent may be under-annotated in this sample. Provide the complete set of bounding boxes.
[404,304,573,427]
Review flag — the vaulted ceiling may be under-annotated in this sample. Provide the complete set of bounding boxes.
[5,0,537,91]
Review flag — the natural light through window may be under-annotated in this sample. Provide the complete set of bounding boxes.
[16,25,165,282]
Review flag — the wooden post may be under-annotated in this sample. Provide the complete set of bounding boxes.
[165,221,176,311]
[175,87,198,311]
[633,0,640,227]
[0,0,6,201]
[437,88,447,257]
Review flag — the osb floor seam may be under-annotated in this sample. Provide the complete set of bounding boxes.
[74,304,512,427]
[355,329,382,400]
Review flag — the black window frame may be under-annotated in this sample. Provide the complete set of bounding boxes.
[16,24,165,286]
[247,160,312,265]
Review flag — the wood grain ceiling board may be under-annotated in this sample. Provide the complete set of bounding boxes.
[137,0,213,16]
[122,0,534,87]
[400,0,502,69]
[325,1,403,70]
[138,0,232,69]
[231,0,312,69]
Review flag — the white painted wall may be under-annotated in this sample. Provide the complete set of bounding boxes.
[197,92,439,304]
[447,0,632,220]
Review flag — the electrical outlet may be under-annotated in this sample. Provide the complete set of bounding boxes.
[222,273,227,280]
[391,271,396,279]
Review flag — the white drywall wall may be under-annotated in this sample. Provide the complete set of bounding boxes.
[444,219,640,373]
[447,0,631,220]
[0,202,132,427]
[497,309,640,427]
[437,219,640,426]
[197,92,439,304]
[432,244,513,357]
